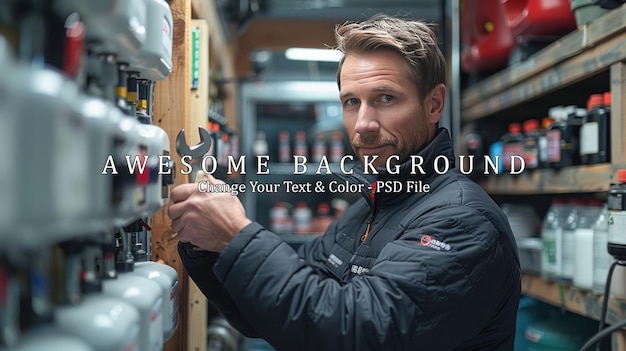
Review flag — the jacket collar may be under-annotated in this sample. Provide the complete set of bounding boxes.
[340,128,455,206]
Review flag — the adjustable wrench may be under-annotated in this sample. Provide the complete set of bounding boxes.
[175,127,213,183]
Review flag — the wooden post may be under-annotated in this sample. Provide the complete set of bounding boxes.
[150,0,195,350]
[183,19,210,351]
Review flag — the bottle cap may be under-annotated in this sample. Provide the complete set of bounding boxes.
[508,122,521,134]
[541,117,553,130]
[588,94,603,110]
[603,92,611,107]
[317,202,331,216]
[523,119,539,133]
[617,169,626,183]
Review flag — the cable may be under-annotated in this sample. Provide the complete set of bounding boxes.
[581,317,626,351]
[595,260,619,351]
[582,260,623,351]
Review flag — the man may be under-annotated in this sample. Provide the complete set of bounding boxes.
[169,14,521,351]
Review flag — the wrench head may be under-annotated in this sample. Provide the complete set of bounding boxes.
[175,127,213,160]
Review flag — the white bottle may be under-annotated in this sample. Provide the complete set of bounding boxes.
[541,198,568,279]
[102,230,164,351]
[270,202,293,234]
[128,0,173,81]
[12,327,95,351]
[253,131,269,157]
[574,200,600,290]
[561,200,581,282]
[53,243,141,351]
[131,231,179,342]
[593,202,612,293]
[293,202,312,234]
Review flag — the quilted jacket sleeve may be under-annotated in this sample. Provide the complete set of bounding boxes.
[178,241,260,337]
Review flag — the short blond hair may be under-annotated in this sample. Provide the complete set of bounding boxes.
[334,14,446,100]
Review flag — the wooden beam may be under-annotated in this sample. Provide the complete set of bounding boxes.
[186,19,210,351]
[150,0,192,350]
[191,0,235,83]
[611,61,626,165]
[190,0,239,131]
[191,19,210,133]
[235,19,339,78]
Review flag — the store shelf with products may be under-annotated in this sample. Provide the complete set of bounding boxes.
[239,81,360,243]
[522,273,626,325]
[480,163,614,194]
[461,4,626,121]
[460,4,626,350]
[460,4,626,196]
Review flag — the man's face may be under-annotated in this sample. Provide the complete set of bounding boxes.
[339,50,432,169]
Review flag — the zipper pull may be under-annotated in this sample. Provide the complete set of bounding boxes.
[360,220,372,242]
[361,181,377,243]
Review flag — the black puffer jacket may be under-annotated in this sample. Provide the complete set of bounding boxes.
[179,128,521,351]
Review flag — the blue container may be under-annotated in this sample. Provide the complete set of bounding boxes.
[524,307,599,351]
[516,297,549,350]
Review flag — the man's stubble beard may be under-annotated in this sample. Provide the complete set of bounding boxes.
[351,117,429,170]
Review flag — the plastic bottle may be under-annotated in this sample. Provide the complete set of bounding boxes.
[312,134,327,163]
[101,231,164,351]
[538,117,553,169]
[53,243,141,351]
[501,122,524,173]
[463,124,485,177]
[252,130,269,158]
[522,119,540,170]
[1,250,95,351]
[593,202,612,294]
[488,141,504,174]
[310,202,333,234]
[580,94,608,164]
[566,105,585,166]
[278,130,291,163]
[131,231,179,342]
[270,202,292,234]
[293,202,312,234]
[330,131,345,163]
[546,106,582,168]
[573,199,601,290]
[541,198,568,279]
[293,131,308,159]
[607,170,626,299]
[561,199,582,282]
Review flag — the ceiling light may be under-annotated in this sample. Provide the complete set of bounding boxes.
[284,48,343,62]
